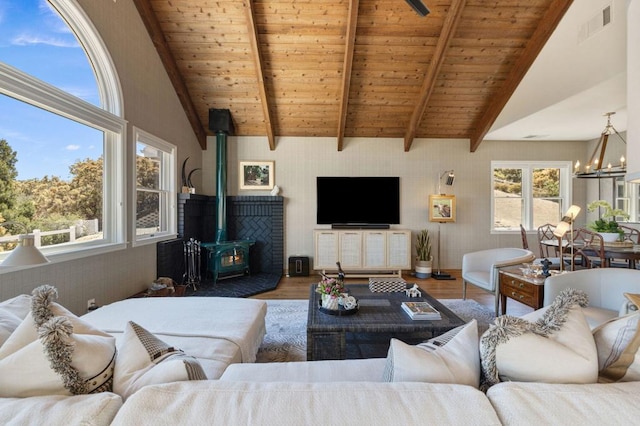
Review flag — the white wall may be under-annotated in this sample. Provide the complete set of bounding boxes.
[626,0,640,182]
[491,0,627,132]
[202,136,587,272]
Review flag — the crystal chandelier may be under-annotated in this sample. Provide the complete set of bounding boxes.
[573,112,626,179]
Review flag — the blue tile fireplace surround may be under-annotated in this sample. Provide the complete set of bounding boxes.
[157,194,284,284]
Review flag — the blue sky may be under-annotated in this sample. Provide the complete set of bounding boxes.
[0,0,101,180]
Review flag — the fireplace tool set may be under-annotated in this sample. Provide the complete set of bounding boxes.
[183,238,201,291]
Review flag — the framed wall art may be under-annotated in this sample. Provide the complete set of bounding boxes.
[239,161,274,190]
[429,194,456,223]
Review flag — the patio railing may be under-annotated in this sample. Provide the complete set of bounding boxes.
[0,227,76,247]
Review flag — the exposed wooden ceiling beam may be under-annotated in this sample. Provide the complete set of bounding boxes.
[244,0,276,150]
[337,0,360,151]
[469,0,574,152]
[132,0,207,149]
[404,0,467,152]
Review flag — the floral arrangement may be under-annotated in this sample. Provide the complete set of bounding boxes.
[587,200,629,235]
[316,275,345,298]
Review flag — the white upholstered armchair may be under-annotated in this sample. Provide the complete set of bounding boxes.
[462,247,536,315]
[544,268,640,328]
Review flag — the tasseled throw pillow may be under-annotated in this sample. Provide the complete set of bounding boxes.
[0,285,116,397]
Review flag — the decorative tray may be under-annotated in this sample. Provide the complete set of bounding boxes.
[368,277,407,292]
[604,241,634,247]
[318,300,359,316]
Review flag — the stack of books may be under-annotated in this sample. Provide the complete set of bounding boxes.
[401,301,441,320]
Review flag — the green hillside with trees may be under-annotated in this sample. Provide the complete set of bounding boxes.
[0,138,104,248]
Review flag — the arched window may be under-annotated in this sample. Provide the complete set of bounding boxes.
[0,0,125,269]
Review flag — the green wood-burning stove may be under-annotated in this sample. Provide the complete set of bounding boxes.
[201,240,254,283]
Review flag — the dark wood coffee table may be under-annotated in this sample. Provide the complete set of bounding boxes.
[307,284,465,360]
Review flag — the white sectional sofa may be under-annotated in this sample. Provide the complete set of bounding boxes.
[4,360,640,425]
[2,269,640,425]
[0,291,267,425]
[80,297,268,380]
[113,357,640,426]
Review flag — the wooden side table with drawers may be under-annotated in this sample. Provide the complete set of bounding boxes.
[498,267,546,315]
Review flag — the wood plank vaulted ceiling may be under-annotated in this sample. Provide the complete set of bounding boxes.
[133,0,573,152]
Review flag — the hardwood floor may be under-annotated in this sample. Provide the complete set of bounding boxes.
[250,269,533,317]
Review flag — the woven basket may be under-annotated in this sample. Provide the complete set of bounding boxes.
[368,277,407,292]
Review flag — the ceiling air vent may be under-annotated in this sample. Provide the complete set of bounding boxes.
[578,4,612,43]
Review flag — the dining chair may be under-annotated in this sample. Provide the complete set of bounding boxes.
[621,225,640,244]
[519,224,529,250]
[537,223,559,257]
[570,228,606,270]
[522,224,563,270]
[536,223,564,269]
[609,225,640,268]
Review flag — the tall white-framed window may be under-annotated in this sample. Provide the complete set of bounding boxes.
[614,177,640,222]
[492,161,572,232]
[0,0,125,269]
[132,128,177,246]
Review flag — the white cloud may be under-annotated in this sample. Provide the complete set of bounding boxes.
[59,85,99,103]
[66,144,81,151]
[12,33,78,48]
[0,126,30,144]
[38,0,73,34]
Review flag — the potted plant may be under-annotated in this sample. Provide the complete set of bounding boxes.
[415,229,433,279]
[316,274,346,310]
[586,200,630,242]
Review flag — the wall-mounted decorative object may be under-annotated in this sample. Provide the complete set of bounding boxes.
[181,157,191,193]
[429,194,456,223]
[239,161,274,190]
[187,168,201,194]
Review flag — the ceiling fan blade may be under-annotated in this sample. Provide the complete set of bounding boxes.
[405,0,430,17]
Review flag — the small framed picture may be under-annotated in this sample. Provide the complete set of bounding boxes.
[429,194,456,223]
[239,161,274,190]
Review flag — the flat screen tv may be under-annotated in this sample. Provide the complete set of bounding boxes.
[316,177,400,228]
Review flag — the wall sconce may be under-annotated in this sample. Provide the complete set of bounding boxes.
[438,170,455,194]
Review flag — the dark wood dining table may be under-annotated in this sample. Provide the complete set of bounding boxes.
[598,244,640,269]
[540,239,640,269]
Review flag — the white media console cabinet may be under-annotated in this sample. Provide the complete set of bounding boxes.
[313,229,411,277]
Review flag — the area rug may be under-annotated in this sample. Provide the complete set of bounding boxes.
[184,272,281,298]
[255,298,496,363]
